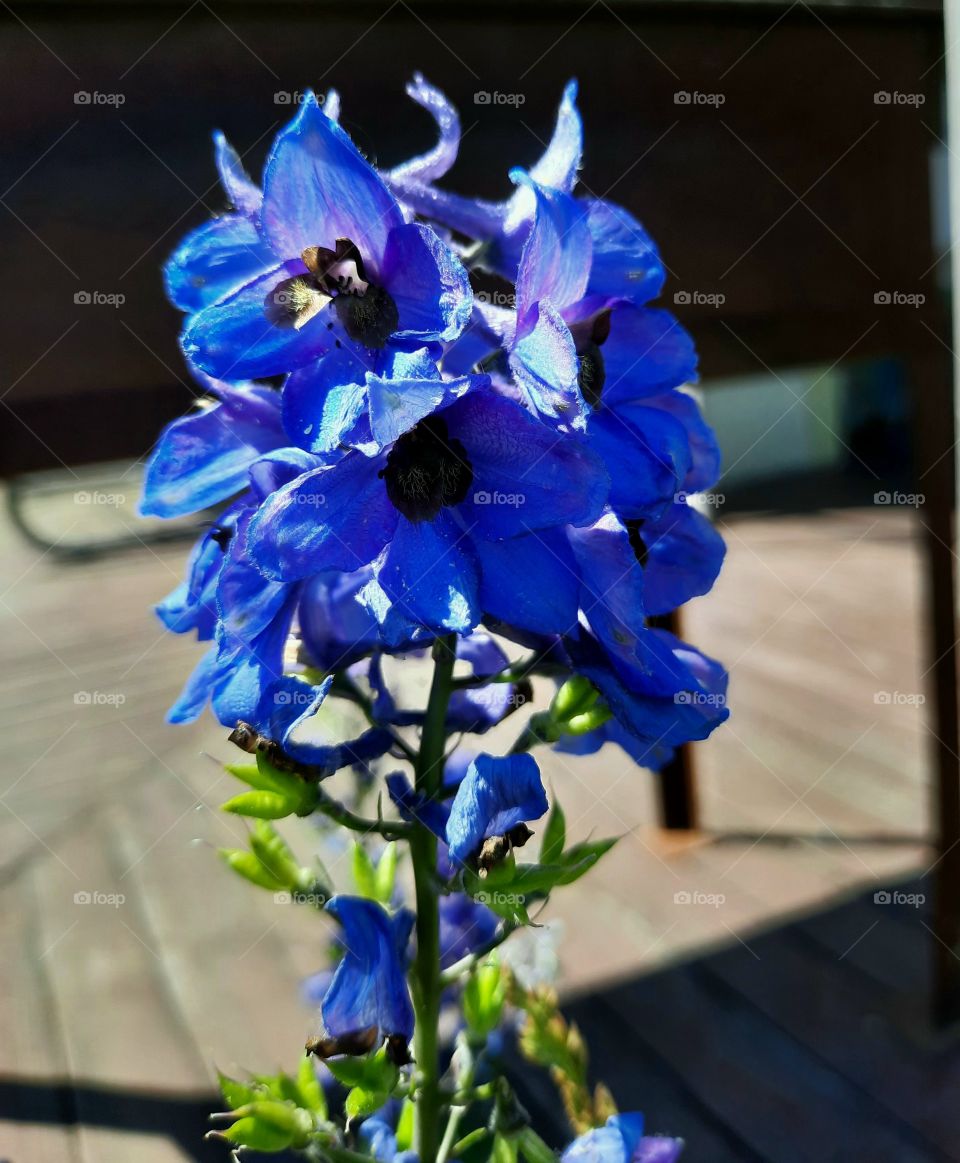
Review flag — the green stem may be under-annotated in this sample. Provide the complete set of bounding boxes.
[411,634,457,1163]
[313,785,411,841]
[437,1033,480,1163]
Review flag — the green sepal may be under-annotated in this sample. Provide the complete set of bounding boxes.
[217,1070,257,1111]
[374,842,398,903]
[351,841,378,899]
[463,959,506,1038]
[219,1116,293,1152]
[540,801,566,865]
[326,1047,399,1120]
[518,1127,558,1163]
[295,1054,327,1118]
[394,1098,415,1151]
[249,820,302,889]
[492,1132,520,1163]
[218,848,286,891]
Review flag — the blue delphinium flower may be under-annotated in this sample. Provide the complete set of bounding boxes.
[176,93,472,382]
[314,896,415,1059]
[246,385,609,639]
[445,753,548,866]
[562,1113,683,1163]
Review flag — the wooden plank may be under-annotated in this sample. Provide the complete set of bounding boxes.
[705,926,960,1154]
[601,965,948,1162]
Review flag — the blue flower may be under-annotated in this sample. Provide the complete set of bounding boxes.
[317,896,415,1054]
[139,371,286,519]
[562,1113,682,1163]
[387,78,582,280]
[176,93,472,382]
[246,386,608,639]
[445,753,548,866]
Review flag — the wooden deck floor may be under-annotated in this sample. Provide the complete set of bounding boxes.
[0,486,942,1161]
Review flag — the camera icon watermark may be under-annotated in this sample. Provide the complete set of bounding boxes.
[74,890,125,907]
[474,91,526,107]
[873,490,924,508]
[673,290,725,308]
[674,90,725,107]
[74,690,127,707]
[473,490,525,508]
[675,489,725,508]
[74,91,126,107]
[873,690,926,706]
[674,889,725,908]
[874,91,925,107]
[874,291,924,308]
[873,889,925,907]
[674,690,727,707]
[74,290,125,308]
[74,489,126,508]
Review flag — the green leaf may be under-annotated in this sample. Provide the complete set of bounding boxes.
[345,1084,390,1120]
[220,1116,293,1152]
[394,1098,415,1151]
[218,848,285,891]
[324,1056,368,1088]
[541,802,566,866]
[225,762,276,791]
[463,960,506,1038]
[249,820,301,889]
[351,842,378,899]
[374,842,398,904]
[559,838,618,883]
[518,1128,558,1163]
[295,1054,327,1117]
[493,1133,520,1163]
[217,1070,257,1111]
[222,790,299,820]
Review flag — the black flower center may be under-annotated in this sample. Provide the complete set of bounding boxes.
[265,237,398,348]
[380,415,473,523]
[572,310,612,409]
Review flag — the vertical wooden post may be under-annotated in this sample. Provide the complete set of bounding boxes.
[909,345,960,1027]
[653,609,699,830]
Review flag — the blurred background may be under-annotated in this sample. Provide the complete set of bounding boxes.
[1,1,957,1160]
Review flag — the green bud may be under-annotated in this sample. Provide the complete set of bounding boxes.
[550,676,599,722]
[463,959,506,1039]
[564,705,612,736]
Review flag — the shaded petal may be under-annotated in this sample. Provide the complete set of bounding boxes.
[645,389,721,492]
[388,74,460,185]
[261,92,403,266]
[247,454,398,580]
[587,404,691,520]
[445,753,548,865]
[386,771,449,837]
[139,385,284,519]
[637,503,725,615]
[321,897,415,1042]
[601,307,697,406]
[477,528,580,636]
[382,222,472,344]
[214,130,262,216]
[504,79,582,236]
[583,199,665,306]
[164,215,276,314]
[182,260,339,379]
[299,566,382,671]
[368,365,479,447]
[450,390,608,536]
[376,512,480,635]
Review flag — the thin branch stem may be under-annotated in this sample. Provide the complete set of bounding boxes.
[313,785,411,841]
[411,634,457,1163]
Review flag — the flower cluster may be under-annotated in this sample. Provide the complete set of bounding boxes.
[142,76,728,1163]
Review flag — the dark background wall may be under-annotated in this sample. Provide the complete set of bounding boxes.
[0,1,942,473]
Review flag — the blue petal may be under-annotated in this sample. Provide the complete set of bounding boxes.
[164,215,276,314]
[583,199,665,306]
[637,503,725,615]
[167,645,220,723]
[645,390,721,492]
[376,513,480,636]
[260,92,403,267]
[299,567,382,672]
[358,1118,399,1163]
[321,897,415,1042]
[440,890,498,969]
[248,454,398,580]
[247,446,322,502]
[382,222,472,344]
[139,385,284,519]
[156,522,226,638]
[513,176,592,322]
[446,633,516,733]
[477,529,579,636]
[386,771,449,838]
[182,260,339,380]
[388,74,461,185]
[255,674,332,747]
[367,366,479,448]
[445,753,548,865]
[586,404,691,521]
[449,390,608,537]
[211,590,299,727]
[213,131,262,216]
[282,347,371,456]
[601,307,697,407]
[509,301,584,423]
[504,80,582,237]
[561,1113,645,1163]
[635,1138,684,1163]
